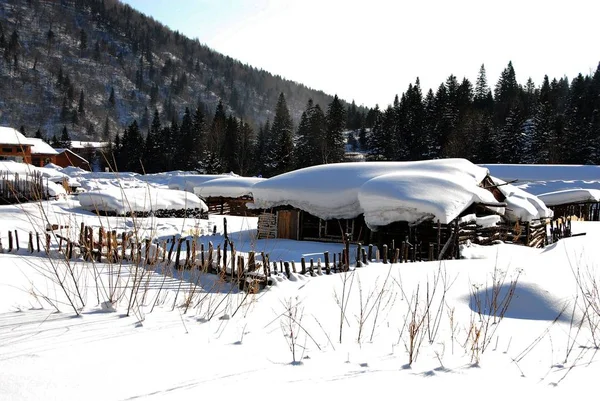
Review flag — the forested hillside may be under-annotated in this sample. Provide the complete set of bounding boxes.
[0,0,341,141]
[359,62,600,166]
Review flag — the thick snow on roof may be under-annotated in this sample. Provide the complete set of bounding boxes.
[28,138,59,155]
[537,189,600,206]
[516,180,600,196]
[70,141,109,149]
[492,178,553,221]
[161,173,239,192]
[78,187,207,215]
[251,159,500,226]
[359,170,503,225]
[194,177,265,198]
[0,126,30,146]
[482,163,600,182]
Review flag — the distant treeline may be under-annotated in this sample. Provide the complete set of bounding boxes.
[104,61,600,177]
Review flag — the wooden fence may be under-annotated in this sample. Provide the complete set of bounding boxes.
[0,171,48,204]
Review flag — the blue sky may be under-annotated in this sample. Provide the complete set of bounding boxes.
[122,0,600,108]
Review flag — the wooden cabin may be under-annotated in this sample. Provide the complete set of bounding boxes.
[538,189,600,222]
[29,138,58,167]
[0,127,32,164]
[54,148,91,170]
[252,160,552,260]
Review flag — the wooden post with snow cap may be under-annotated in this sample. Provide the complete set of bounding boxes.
[208,242,214,271]
[309,258,315,276]
[291,261,297,273]
[393,248,400,264]
[301,257,306,275]
[284,261,291,279]
[333,253,337,273]
[382,244,388,264]
[356,243,362,267]
[436,220,441,260]
[216,244,222,274]
[175,238,183,269]
[248,251,255,271]
[362,248,367,265]
[368,244,373,262]
[324,251,331,274]
[36,232,40,253]
[345,234,350,271]
[230,243,236,277]
[28,232,33,253]
[14,230,19,251]
[261,252,269,277]
[97,227,104,262]
[185,238,191,269]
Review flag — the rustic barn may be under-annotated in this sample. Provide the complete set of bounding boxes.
[538,189,600,221]
[194,176,265,216]
[251,159,553,259]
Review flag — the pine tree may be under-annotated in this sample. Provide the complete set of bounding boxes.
[102,116,111,141]
[121,120,144,172]
[78,90,85,115]
[60,126,71,149]
[108,87,115,107]
[325,94,347,163]
[222,114,239,173]
[267,93,294,176]
[79,29,87,57]
[143,110,163,172]
[202,101,227,174]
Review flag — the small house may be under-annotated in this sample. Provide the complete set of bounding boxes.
[28,138,59,167]
[54,148,91,170]
[538,189,600,221]
[0,127,32,163]
[250,159,553,259]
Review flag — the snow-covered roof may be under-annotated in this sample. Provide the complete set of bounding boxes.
[537,189,600,206]
[0,127,31,147]
[194,177,265,198]
[70,141,109,149]
[160,173,240,193]
[481,163,600,182]
[28,138,59,155]
[78,187,208,215]
[492,178,553,221]
[251,159,506,226]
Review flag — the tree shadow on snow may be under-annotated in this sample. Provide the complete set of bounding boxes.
[464,282,574,322]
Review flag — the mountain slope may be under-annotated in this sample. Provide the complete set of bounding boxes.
[0,0,347,141]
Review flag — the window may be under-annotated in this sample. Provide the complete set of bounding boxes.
[2,148,13,153]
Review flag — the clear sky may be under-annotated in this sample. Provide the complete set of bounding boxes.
[122,0,600,108]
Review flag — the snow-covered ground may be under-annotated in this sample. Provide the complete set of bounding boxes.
[1,162,599,400]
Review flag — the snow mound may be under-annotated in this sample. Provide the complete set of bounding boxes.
[537,189,600,206]
[78,187,207,214]
[194,176,265,198]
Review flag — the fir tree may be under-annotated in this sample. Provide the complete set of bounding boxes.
[78,90,85,115]
[267,93,294,176]
[325,94,347,163]
[60,126,71,149]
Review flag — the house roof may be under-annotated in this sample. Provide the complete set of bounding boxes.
[55,148,90,165]
[28,138,59,155]
[0,126,32,147]
[70,141,110,149]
